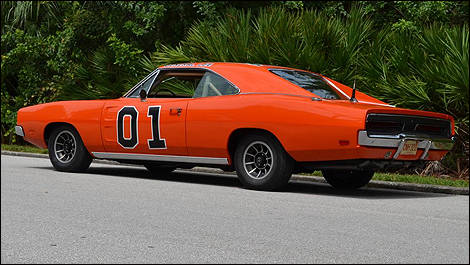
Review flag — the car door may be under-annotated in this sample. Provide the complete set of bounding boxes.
[100,97,188,156]
[100,70,189,156]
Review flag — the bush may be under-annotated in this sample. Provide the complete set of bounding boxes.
[151,6,469,176]
[1,2,468,176]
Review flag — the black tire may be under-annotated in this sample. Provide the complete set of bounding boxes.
[234,133,294,191]
[47,125,92,172]
[322,169,374,189]
[144,164,176,177]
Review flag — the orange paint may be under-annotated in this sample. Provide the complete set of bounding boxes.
[16,63,454,164]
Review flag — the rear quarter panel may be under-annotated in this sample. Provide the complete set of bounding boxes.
[17,100,106,151]
[186,94,369,162]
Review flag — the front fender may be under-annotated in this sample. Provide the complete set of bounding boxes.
[17,100,106,151]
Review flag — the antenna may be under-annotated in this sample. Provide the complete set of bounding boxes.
[350,80,358,103]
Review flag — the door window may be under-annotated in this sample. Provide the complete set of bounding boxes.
[146,70,239,98]
[148,71,205,98]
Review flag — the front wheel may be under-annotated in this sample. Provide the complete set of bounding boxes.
[234,134,293,191]
[322,169,374,189]
[47,125,92,172]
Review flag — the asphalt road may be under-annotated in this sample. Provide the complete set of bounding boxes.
[1,155,469,264]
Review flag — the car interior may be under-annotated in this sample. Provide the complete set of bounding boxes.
[145,70,234,98]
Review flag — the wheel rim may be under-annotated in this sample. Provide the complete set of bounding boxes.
[243,141,273,180]
[54,130,76,163]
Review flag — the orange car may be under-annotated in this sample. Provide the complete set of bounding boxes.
[16,62,455,190]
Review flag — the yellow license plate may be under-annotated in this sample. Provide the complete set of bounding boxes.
[400,140,418,156]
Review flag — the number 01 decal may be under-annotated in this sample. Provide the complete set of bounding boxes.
[117,106,138,149]
[147,106,166,149]
[117,106,167,149]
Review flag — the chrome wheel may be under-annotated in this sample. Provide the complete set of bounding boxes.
[54,130,76,163]
[243,141,273,180]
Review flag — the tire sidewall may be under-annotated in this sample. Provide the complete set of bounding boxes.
[234,134,292,190]
[48,125,92,172]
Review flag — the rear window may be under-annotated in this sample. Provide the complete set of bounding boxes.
[269,69,341,99]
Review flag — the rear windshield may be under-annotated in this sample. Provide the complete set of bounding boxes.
[269,69,341,99]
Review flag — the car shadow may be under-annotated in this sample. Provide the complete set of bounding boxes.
[30,164,453,199]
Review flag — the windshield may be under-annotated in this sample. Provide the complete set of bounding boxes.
[269,69,341,100]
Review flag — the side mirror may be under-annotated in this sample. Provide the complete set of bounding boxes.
[139,89,147,101]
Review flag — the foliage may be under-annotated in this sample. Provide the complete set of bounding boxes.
[117,1,166,37]
[193,1,223,22]
[279,1,304,10]
[1,29,61,142]
[1,143,49,154]
[150,6,469,175]
[371,172,469,187]
[1,1,469,175]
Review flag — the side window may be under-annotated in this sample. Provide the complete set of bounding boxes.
[148,71,204,98]
[193,72,238,98]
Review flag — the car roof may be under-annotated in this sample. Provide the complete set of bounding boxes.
[156,62,388,105]
[159,62,300,72]
[158,62,316,96]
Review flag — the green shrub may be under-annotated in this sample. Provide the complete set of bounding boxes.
[151,6,469,175]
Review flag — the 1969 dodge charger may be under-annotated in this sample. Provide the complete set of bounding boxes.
[15,62,455,190]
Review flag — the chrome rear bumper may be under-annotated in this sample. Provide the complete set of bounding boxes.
[357,130,454,160]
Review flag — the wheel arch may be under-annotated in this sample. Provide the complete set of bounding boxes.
[227,128,292,163]
[44,122,78,146]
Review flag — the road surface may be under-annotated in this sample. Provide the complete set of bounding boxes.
[1,155,469,263]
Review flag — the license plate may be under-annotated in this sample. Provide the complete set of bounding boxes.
[400,140,418,156]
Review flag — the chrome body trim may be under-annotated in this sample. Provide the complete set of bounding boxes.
[420,140,433,160]
[239,92,320,100]
[357,101,394,107]
[92,152,229,165]
[15,126,24,137]
[392,139,406,159]
[358,130,454,159]
[323,79,394,107]
[321,76,351,99]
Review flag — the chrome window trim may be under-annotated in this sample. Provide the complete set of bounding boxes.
[92,152,229,165]
[123,69,160,98]
[357,130,454,151]
[239,92,321,100]
[124,67,241,98]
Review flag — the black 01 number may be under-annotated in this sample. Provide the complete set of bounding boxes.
[117,106,167,149]
[147,106,166,149]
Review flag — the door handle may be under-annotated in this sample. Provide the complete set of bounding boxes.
[170,108,182,116]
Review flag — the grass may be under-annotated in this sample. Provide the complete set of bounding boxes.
[372,173,468,188]
[302,171,468,188]
[2,144,468,188]
[2,144,48,154]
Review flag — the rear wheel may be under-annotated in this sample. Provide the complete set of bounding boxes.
[234,133,293,191]
[144,164,176,177]
[47,125,92,172]
[322,169,374,189]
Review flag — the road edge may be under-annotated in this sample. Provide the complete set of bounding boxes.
[2,150,468,195]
